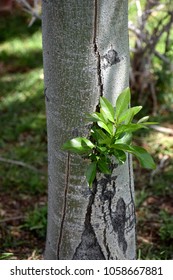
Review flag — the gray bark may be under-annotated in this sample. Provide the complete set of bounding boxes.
[42,0,136,260]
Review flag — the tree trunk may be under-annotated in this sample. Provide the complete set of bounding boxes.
[42,0,136,260]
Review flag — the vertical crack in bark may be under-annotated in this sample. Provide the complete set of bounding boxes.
[100,175,116,259]
[73,180,105,259]
[127,154,134,205]
[127,153,136,257]
[127,153,136,229]
[56,152,70,259]
[93,0,103,112]
[44,87,50,102]
[103,211,111,259]
[111,197,127,254]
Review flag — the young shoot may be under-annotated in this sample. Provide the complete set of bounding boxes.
[62,87,157,188]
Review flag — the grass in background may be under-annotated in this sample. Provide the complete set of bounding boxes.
[129,0,173,260]
[134,130,173,260]
[0,11,47,259]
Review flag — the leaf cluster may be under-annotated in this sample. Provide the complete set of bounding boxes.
[62,88,157,187]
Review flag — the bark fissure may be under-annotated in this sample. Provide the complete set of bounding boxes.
[127,153,136,258]
[103,210,112,259]
[44,87,50,102]
[101,176,127,255]
[73,181,105,259]
[93,0,103,106]
[127,154,134,206]
[99,172,117,259]
[111,197,127,254]
[56,152,70,259]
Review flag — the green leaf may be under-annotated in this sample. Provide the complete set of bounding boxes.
[91,127,106,141]
[86,112,106,123]
[85,162,97,187]
[62,137,95,153]
[115,133,132,145]
[91,126,112,145]
[100,108,109,123]
[137,116,149,123]
[98,137,112,145]
[97,121,112,135]
[112,149,127,164]
[137,116,158,125]
[130,145,156,169]
[97,159,111,174]
[139,122,159,125]
[115,87,130,121]
[107,122,114,135]
[118,106,142,124]
[100,96,115,123]
[116,123,147,138]
[111,143,156,169]
[97,146,107,152]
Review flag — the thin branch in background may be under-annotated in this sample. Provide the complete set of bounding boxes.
[151,13,173,49]
[135,0,142,26]
[154,50,170,64]
[150,155,170,185]
[165,17,171,53]
[129,14,173,63]
[0,156,40,173]
[129,0,173,113]
[150,82,157,115]
[150,125,173,136]
[15,0,41,26]
[139,0,158,32]
[0,216,24,223]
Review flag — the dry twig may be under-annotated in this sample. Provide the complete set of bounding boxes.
[0,156,40,172]
[15,0,41,26]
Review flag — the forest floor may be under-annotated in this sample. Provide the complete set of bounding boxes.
[0,11,173,260]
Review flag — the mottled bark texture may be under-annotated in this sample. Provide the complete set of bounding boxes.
[42,0,136,260]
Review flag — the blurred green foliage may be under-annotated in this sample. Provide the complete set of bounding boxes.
[0,11,47,259]
[129,0,173,115]
[23,205,47,238]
